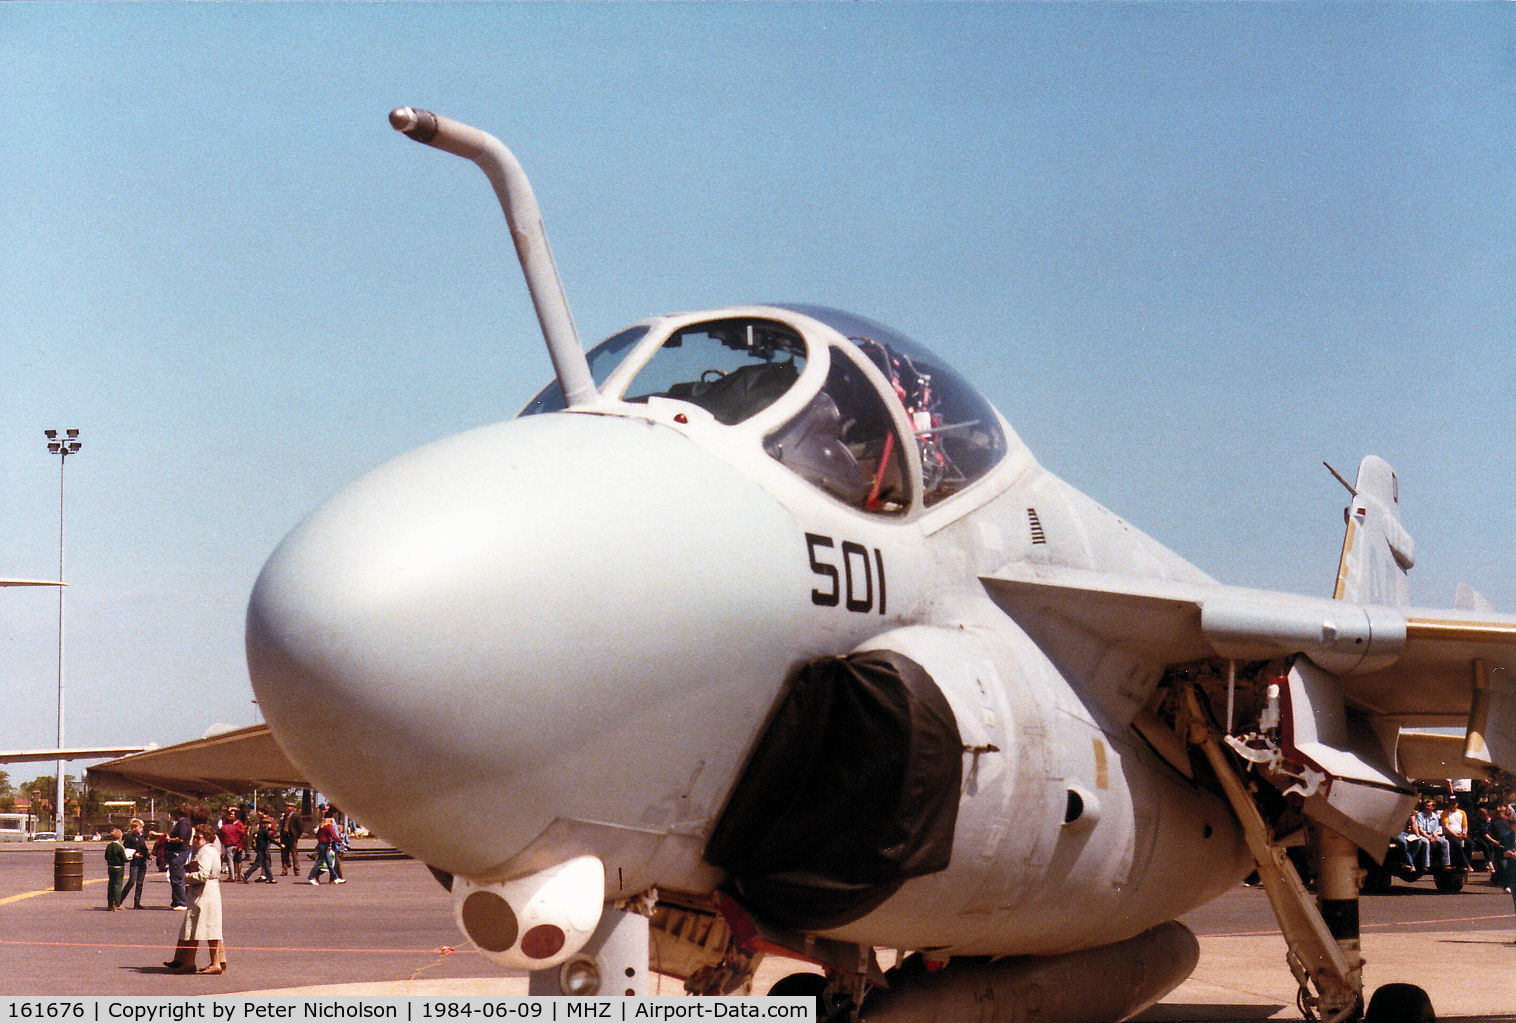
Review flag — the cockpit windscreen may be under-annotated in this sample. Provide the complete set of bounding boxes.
[764,347,909,515]
[522,306,1007,512]
[621,319,805,426]
[776,306,1008,506]
[519,326,650,417]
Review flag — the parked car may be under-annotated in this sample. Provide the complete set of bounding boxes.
[31,831,58,842]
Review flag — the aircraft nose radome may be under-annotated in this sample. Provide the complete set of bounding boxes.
[247,414,808,876]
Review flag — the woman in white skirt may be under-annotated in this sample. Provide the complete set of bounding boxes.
[163,823,227,974]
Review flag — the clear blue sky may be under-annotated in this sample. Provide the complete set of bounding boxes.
[4,3,1514,775]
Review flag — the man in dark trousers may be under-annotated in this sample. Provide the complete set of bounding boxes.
[278,804,304,876]
[119,818,153,909]
[165,807,194,910]
[1482,805,1516,948]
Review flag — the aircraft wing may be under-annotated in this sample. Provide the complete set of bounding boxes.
[85,724,307,798]
[0,746,148,764]
[980,564,1516,775]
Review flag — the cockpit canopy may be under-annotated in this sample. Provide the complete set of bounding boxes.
[521,306,1007,513]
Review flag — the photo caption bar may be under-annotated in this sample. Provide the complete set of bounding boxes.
[0,999,814,1023]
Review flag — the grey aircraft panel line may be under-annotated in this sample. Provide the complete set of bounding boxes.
[1,845,1514,1019]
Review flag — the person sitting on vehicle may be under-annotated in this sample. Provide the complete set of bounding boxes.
[1442,798,1470,870]
[1413,799,1449,870]
[1398,814,1429,872]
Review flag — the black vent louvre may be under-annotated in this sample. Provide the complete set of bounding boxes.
[1027,508,1047,545]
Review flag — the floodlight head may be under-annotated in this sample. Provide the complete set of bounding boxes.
[48,442,61,454]
[44,429,57,440]
[66,429,79,439]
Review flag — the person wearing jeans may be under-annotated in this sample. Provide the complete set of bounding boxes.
[165,808,194,909]
[1398,815,1428,872]
[244,814,278,884]
[306,816,345,885]
[1414,799,1450,870]
[119,818,152,909]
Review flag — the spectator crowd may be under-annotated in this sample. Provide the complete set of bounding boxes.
[1395,792,1516,882]
[103,800,353,912]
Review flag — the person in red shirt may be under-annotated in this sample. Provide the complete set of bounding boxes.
[304,816,346,885]
[217,808,246,882]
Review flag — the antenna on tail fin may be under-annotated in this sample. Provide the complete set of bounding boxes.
[1331,456,1415,606]
[1323,461,1356,497]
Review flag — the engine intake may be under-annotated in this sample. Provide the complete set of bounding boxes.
[705,649,962,930]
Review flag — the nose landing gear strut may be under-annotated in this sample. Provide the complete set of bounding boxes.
[1181,686,1434,1023]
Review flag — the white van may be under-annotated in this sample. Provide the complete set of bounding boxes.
[0,813,36,842]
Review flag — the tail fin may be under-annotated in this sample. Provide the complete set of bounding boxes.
[1454,582,1495,613]
[1331,455,1415,606]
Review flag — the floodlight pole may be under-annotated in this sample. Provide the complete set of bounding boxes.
[44,429,82,839]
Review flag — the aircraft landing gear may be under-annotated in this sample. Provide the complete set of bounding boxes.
[1363,983,1435,1023]
[1183,687,1359,1020]
[1181,687,1438,1023]
[767,972,856,1023]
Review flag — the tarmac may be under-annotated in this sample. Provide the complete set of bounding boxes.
[2,841,1515,1020]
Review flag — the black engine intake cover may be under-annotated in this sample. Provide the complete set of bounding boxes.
[705,648,963,930]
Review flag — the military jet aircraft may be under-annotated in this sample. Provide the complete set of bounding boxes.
[245,109,1516,1023]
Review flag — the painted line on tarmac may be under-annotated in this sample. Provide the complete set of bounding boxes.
[0,878,105,906]
[1202,912,1515,939]
[1364,912,1514,929]
[0,938,478,956]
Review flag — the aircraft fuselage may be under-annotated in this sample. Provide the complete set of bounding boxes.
[247,304,1252,963]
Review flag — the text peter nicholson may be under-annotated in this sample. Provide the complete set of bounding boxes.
[3,998,815,1023]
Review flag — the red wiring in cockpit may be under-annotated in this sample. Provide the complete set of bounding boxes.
[865,430,896,510]
[855,335,950,494]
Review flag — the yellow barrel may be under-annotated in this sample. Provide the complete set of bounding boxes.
[53,848,84,892]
